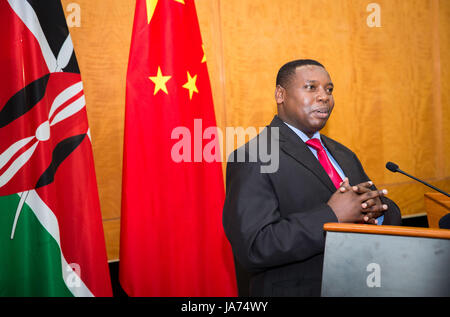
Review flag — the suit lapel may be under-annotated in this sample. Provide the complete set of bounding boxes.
[270,116,336,193]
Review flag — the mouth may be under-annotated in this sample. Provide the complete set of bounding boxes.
[311,107,330,119]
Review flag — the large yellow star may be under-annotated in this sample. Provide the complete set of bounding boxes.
[182,71,198,100]
[146,0,158,24]
[149,66,171,95]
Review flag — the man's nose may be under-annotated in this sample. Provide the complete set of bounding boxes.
[316,86,329,103]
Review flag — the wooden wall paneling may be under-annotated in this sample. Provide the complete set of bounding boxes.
[431,0,444,180]
[219,0,282,131]
[439,0,450,178]
[103,219,121,261]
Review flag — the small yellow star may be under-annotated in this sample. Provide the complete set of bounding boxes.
[149,66,171,95]
[146,0,183,25]
[201,44,206,63]
[182,71,198,100]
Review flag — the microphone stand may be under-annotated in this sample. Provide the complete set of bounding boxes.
[391,167,450,197]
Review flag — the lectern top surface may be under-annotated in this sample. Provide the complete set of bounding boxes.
[323,223,450,240]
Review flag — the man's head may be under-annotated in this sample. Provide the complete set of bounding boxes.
[275,59,334,138]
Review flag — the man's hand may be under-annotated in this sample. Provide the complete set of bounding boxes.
[339,178,388,224]
[327,181,386,223]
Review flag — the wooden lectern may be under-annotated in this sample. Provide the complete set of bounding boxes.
[425,193,450,228]
[321,223,450,297]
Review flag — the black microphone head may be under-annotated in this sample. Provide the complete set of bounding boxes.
[386,162,399,172]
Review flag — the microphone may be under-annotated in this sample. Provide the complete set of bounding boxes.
[385,161,450,197]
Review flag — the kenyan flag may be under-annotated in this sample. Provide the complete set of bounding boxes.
[0,0,112,296]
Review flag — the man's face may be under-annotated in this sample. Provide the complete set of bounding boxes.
[276,65,334,137]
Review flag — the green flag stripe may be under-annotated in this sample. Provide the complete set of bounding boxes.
[0,193,73,296]
[24,190,94,297]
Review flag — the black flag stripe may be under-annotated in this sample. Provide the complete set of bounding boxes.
[26,0,80,74]
[0,74,50,128]
[35,134,86,188]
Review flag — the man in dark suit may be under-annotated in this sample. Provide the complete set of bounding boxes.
[222,59,402,297]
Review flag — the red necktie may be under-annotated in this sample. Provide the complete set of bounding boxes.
[306,138,343,189]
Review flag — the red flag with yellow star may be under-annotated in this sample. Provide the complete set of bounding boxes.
[119,0,237,296]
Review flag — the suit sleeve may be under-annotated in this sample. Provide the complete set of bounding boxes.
[222,158,338,273]
[351,153,402,226]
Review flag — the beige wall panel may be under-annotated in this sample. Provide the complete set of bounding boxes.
[339,0,435,185]
[440,0,450,178]
[102,219,121,261]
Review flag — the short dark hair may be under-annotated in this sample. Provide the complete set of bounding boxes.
[276,59,325,88]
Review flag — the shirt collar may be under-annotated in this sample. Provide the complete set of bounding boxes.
[283,121,321,143]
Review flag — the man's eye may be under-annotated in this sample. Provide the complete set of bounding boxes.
[304,84,315,90]
[326,87,334,93]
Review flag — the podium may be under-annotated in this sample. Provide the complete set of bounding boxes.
[321,223,450,297]
[425,193,450,228]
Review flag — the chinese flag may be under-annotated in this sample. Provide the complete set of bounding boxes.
[119,0,237,296]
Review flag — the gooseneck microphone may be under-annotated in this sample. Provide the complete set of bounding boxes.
[386,161,450,197]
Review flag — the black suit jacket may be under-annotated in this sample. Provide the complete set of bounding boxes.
[222,115,402,296]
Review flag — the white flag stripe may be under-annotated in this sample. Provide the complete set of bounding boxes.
[25,190,94,297]
[48,81,83,119]
[50,94,85,127]
[7,0,57,72]
[0,81,85,189]
[0,136,34,170]
[86,128,91,141]
[56,34,74,71]
[0,141,38,188]
[10,190,29,239]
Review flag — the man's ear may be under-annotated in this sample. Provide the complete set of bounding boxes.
[275,85,285,104]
